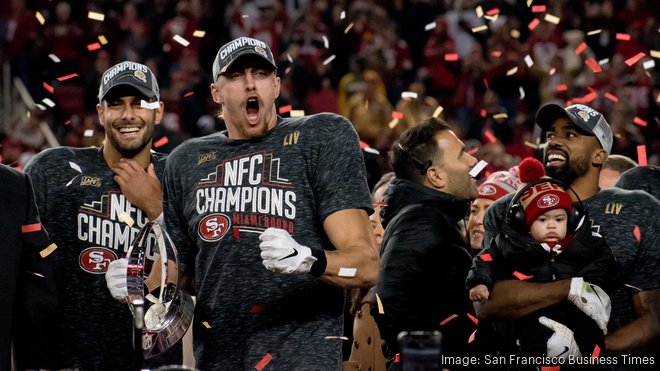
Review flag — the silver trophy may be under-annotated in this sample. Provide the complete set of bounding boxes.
[126,221,194,360]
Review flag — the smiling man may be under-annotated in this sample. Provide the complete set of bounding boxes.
[24,61,180,369]
[478,104,660,367]
[160,37,379,370]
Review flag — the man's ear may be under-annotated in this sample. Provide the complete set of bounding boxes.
[592,149,607,167]
[426,165,447,189]
[210,83,223,104]
[96,103,105,127]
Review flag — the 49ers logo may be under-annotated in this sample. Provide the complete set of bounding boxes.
[198,213,231,242]
[79,247,118,274]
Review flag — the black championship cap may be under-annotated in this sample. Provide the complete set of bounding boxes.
[98,61,160,103]
[536,103,613,154]
[212,37,277,80]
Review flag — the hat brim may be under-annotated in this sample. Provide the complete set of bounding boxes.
[535,103,594,134]
[217,50,277,77]
[100,82,157,103]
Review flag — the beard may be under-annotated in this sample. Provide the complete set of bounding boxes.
[545,152,590,185]
[105,119,155,158]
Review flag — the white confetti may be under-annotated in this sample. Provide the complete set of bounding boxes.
[192,30,206,38]
[506,66,518,76]
[173,34,190,47]
[84,129,94,137]
[35,104,47,111]
[469,160,488,178]
[432,106,444,118]
[322,55,336,65]
[287,53,293,63]
[140,100,160,110]
[69,161,82,173]
[472,25,488,33]
[290,110,305,117]
[544,14,560,24]
[519,86,525,99]
[599,58,609,65]
[643,59,655,70]
[119,211,135,227]
[322,35,329,49]
[338,267,357,278]
[524,54,534,67]
[425,22,436,31]
[340,10,346,20]
[42,98,55,107]
[475,6,484,18]
[587,29,602,36]
[65,176,79,187]
[48,54,61,63]
[87,11,105,21]
[401,91,418,100]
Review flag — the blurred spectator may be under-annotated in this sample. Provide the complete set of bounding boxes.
[599,154,637,189]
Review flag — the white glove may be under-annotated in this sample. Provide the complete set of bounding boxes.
[568,277,611,334]
[259,228,317,274]
[106,258,128,301]
[539,316,582,359]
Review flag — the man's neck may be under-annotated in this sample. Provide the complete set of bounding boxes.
[103,145,151,169]
[570,171,601,201]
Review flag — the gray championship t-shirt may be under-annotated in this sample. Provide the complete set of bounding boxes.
[162,113,373,370]
[484,187,660,358]
[25,147,179,370]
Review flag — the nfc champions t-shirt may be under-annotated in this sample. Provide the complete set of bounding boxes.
[25,147,180,370]
[163,113,373,370]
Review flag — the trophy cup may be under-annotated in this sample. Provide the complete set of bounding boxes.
[125,221,194,364]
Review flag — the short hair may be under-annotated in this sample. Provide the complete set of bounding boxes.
[603,154,637,174]
[390,117,451,182]
[372,172,395,200]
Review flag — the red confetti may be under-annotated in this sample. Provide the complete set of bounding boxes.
[183,91,194,97]
[585,58,602,73]
[391,111,404,119]
[592,344,601,359]
[484,130,497,144]
[633,117,648,127]
[637,145,647,166]
[57,73,78,82]
[615,33,631,41]
[394,353,401,363]
[444,53,459,61]
[604,92,618,102]
[87,42,101,51]
[233,227,241,241]
[278,105,292,114]
[531,5,546,13]
[528,18,540,30]
[466,312,478,325]
[64,119,72,125]
[633,226,641,242]
[43,82,54,93]
[583,91,598,102]
[250,305,263,313]
[440,314,458,326]
[556,84,567,92]
[359,140,370,149]
[486,8,500,16]
[480,108,487,118]
[255,353,273,371]
[491,50,502,58]
[575,42,587,55]
[513,271,534,280]
[468,329,477,343]
[541,367,561,371]
[479,253,493,262]
[625,52,646,67]
[483,78,490,90]
[21,223,42,233]
[153,136,169,148]
[467,147,479,155]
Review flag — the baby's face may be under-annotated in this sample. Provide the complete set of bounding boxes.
[529,208,568,242]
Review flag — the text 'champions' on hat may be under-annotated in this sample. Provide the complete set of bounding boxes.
[212,37,277,80]
[98,61,160,103]
[535,103,613,154]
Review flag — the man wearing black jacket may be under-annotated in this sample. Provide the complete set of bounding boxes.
[371,117,480,369]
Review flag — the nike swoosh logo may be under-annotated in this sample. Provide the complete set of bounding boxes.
[279,248,298,261]
[557,346,569,357]
[589,284,605,305]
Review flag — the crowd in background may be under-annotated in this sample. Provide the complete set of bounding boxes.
[1,0,658,175]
